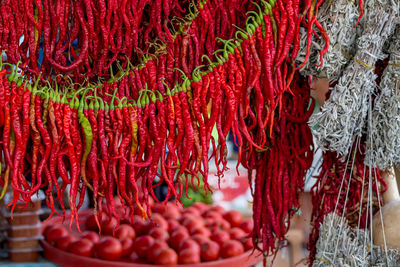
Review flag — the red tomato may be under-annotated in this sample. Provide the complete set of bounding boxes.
[223,210,243,227]
[149,228,169,242]
[142,220,154,235]
[130,251,141,263]
[179,213,198,224]
[132,215,147,236]
[206,220,219,230]
[209,205,225,214]
[219,219,231,231]
[43,225,55,237]
[191,202,208,213]
[211,230,230,247]
[202,210,223,220]
[152,213,168,231]
[166,201,183,211]
[96,237,123,261]
[162,209,181,220]
[68,238,94,257]
[146,240,168,261]
[229,227,246,240]
[170,225,189,235]
[56,235,76,251]
[184,207,201,217]
[155,248,178,265]
[204,218,216,228]
[85,214,99,231]
[45,226,68,244]
[151,203,166,214]
[113,196,122,208]
[201,240,220,261]
[83,231,100,244]
[239,219,254,234]
[178,248,201,264]
[191,234,210,246]
[241,237,254,251]
[190,227,211,237]
[162,204,181,220]
[101,216,118,235]
[182,218,204,233]
[179,239,200,253]
[220,240,244,258]
[169,230,189,250]
[121,238,135,257]
[115,224,136,240]
[134,235,155,258]
[115,207,126,219]
[167,220,180,233]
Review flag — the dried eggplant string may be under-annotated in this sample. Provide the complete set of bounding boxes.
[309,1,398,156]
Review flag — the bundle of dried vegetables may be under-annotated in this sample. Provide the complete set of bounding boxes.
[313,213,400,266]
[309,0,398,156]
[365,26,400,169]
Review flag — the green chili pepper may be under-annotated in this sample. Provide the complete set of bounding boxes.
[77,88,94,192]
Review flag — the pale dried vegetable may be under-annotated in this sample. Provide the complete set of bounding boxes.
[365,26,400,169]
[313,213,400,267]
[309,1,397,156]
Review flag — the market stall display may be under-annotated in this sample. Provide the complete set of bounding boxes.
[40,203,261,266]
[2,0,400,266]
[0,0,326,262]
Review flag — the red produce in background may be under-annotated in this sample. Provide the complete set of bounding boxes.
[68,239,94,258]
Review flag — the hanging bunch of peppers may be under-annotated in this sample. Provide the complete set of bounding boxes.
[0,0,339,262]
[0,0,256,79]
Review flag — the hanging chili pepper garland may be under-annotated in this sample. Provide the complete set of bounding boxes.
[0,0,257,79]
[0,0,334,262]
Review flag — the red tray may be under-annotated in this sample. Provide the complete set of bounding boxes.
[41,210,262,267]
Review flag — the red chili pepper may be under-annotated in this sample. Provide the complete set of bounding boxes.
[2,79,13,169]
[118,103,134,209]
[97,99,109,190]
[87,99,102,213]
[127,104,145,217]
[296,6,317,70]
[48,97,61,200]
[355,0,363,28]
[48,1,89,72]
[34,95,54,216]
[177,85,195,181]
[314,19,330,67]
[10,81,30,199]
[63,100,81,231]
[276,0,296,67]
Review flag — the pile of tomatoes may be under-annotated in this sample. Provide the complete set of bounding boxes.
[43,201,254,265]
